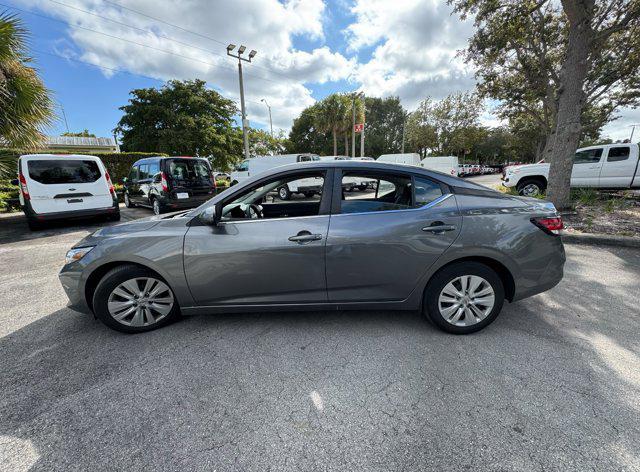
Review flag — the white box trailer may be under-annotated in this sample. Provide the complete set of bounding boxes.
[377,153,422,166]
[420,156,459,177]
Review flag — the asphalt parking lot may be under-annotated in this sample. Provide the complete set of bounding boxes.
[1,192,639,471]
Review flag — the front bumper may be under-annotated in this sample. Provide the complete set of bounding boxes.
[59,266,92,314]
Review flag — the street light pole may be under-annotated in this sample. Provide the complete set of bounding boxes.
[227,44,257,161]
[629,124,640,142]
[261,99,273,138]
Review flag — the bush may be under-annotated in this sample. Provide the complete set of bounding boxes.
[0,149,166,183]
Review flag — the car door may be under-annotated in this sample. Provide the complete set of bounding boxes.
[325,169,461,302]
[571,147,603,186]
[183,169,333,306]
[127,165,142,203]
[137,163,153,205]
[598,145,635,187]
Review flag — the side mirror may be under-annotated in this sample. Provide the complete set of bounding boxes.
[122,177,128,184]
[10,179,19,186]
[198,205,219,226]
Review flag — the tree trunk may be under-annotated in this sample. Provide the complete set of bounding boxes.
[332,128,337,155]
[344,134,348,155]
[545,0,594,210]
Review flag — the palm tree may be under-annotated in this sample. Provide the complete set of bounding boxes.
[0,12,53,158]
[314,94,348,156]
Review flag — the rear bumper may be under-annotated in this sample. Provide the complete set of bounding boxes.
[23,200,119,221]
[161,195,212,210]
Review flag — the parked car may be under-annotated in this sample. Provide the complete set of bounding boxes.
[123,156,216,215]
[12,154,119,230]
[60,160,566,335]
[502,143,640,196]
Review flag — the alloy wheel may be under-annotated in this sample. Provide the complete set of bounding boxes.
[438,275,495,327]
[153,199,160,215]
[107,277,174,327]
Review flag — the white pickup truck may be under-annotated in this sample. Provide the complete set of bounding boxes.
[502,143,640,196]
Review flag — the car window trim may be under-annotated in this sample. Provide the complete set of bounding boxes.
[330,193,454,218]
[212,167,334,224]
[332,168,448,215]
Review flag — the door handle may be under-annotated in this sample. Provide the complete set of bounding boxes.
[288,231,322,243]
[422,224,456,234]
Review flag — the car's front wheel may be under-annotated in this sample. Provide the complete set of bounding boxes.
[92,265,180,333]
[424,262,505,334]
[152,198,164,215]
[124,192,134,208]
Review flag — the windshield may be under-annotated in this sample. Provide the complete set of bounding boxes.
[167,159,210,180]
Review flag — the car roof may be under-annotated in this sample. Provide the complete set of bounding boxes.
[132,156,209,165]
[269,160,491,191]
[20,153,101,160]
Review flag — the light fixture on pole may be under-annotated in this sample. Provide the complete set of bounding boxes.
[227,44,257,161]
[261,99,273,138]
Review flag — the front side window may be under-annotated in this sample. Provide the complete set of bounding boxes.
[607,146,630,162]
[138,164,149,180]
[148,161,160,176]
[574,148,602,164]
[27,159,101,184]
[221,172,325,221]
[128,166,138,181]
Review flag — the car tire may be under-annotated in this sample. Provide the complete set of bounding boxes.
[124,193,135,208]
[423,262,505,334]
[278,186,291,200]
[516,178,546,197]
[152,198,164,215]
[92,264,180,333]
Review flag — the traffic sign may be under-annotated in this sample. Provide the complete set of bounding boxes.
[354,123,364,133]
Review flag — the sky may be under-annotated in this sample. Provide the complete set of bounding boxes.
[4,0,639,143]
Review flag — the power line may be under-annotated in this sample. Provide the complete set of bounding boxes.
[92,0,291,79]
[0,2,280,85]
[31,47,265,107]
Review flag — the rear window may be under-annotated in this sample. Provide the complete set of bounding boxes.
[27,159,101,184]
[167,159,210,180]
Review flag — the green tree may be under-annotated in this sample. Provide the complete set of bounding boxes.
[286,103,333,155]
[313,94,347,155]
[62,129,96,137]
[363,96,406,157]
[248,128,288,156]
[0,12,53,154]
[406,92,484,157]
[450,0,640,208]
[114,79,242,170]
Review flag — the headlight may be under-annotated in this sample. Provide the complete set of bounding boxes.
[65,246,94,265]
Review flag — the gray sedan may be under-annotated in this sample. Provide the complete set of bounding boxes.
[59,161,565,334]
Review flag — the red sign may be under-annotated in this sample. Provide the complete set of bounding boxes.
[354,123,364,133]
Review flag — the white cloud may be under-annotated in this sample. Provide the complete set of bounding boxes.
[18,0,347,130]
[348,0,477,110]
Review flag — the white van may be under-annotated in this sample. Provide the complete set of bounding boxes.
[230,154,322,200]
[14,154,119,230]
[318,156,376,191]
[377,153,422,166]
[420,156,459,176]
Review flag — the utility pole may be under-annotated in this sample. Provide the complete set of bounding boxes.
[227,44,257,161]
[60,104,70,134]
[352,92,364,158]
[261,99,273,138]
[629,124,640,142]
[361,94,365,158]
[401,115,406,153]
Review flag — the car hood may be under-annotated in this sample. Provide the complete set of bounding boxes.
[507,163,550,173]
[73,211,189,247]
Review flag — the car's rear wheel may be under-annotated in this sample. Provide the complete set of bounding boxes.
[92,265,180,333]
[423,262,504,334]
[152,198,164,215]
[278,186,291,200]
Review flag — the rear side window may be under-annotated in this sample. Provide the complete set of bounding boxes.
[607,147,630,162]
[414,177,443,207]
[340,172,414,214]
[168,159,210,180]
[27,159,101,184]
[574,148,602,164]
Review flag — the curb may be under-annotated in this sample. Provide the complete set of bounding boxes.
[562,232,640,248]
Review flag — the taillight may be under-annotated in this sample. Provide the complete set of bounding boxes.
[105,171,116,197]
[19,173,30,200]
[531,217,563,235]
[160,172,169,192]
